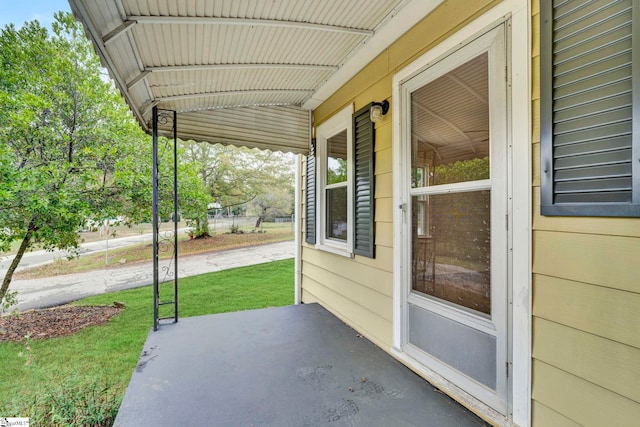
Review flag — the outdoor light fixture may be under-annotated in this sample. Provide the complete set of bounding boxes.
[370,100,389,123]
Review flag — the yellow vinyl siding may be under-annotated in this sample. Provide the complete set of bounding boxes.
[354,76,392,115]
[303,263,392,321]
[375,222,394,248]
[355,245,393,271]
[374,120,392,150]
[388,0,501,74]
[532,141,540,187]
[534,275,640,349]
[375,174,393,199]
[533,231,640,294]
[532,360,640,427]
[533,317,640,403]
[375,197,393,223]
[531,0,640,424]
[533,189,640,238]
[375,147,393,175]
[302,249,393,298]
[531,401,581,427]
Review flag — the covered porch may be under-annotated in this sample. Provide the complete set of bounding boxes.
[69,1,497,425]
[115,303,489,426]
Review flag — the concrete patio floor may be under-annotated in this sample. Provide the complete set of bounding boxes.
[115,303,490,426]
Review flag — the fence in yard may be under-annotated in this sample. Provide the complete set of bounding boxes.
[273,216,294,223]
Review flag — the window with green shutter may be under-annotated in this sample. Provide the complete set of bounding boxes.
[305,104,376,257]
[540,0,640,216]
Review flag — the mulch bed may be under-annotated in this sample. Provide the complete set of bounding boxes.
[0,305,123,342]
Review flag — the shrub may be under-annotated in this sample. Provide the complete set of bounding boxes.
[0,290,18,314]
[2,373,122,426]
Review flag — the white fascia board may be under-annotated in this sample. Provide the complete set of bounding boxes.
[302,0,445,110]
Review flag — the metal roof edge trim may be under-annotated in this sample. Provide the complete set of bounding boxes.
[168,131,308,154]
[302,0,445,110]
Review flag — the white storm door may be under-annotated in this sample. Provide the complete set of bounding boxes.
[399,24,510,413]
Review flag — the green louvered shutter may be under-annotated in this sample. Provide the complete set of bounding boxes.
[305,142,316,244]
[352,105,376,257]
[541,0,640,216]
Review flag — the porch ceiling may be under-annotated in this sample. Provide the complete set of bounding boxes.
[68,0,444,154]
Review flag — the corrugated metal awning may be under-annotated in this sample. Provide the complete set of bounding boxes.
[68,0,443,153]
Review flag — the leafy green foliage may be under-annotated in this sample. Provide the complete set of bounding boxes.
[434,157,490,185]
[327,157,348,185]
[0,290,18,314]
[5,373,121,427]
[117,138,210,226]
[0,13,158,299]
[0,14,208,300]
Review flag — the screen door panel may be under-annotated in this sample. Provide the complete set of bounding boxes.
[402,24,508,408]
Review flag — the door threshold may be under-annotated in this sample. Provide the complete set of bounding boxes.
[390,347,516,427]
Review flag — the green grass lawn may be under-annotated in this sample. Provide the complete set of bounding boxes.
[0,258,294,426]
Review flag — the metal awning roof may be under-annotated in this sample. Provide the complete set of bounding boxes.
[69,0,443,153]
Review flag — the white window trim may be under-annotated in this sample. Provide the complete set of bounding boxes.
[391,1,531,426]
[316,104,354,258]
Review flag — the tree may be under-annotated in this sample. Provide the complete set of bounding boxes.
[161,141,210,231]
[180,140,217,237]
[202,144,260,209]
[181,141,295,229]
[0,14,151,302]
[434,157,489,185]
[249,185,294,228]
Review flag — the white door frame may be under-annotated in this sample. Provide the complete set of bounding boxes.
[391,1,531,425]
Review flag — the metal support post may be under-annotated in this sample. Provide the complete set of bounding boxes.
[152,107,179,330]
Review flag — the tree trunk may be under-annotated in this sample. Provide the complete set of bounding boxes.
[255,206,268,228]
[195,215,210,238]
[0,222,35,302]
